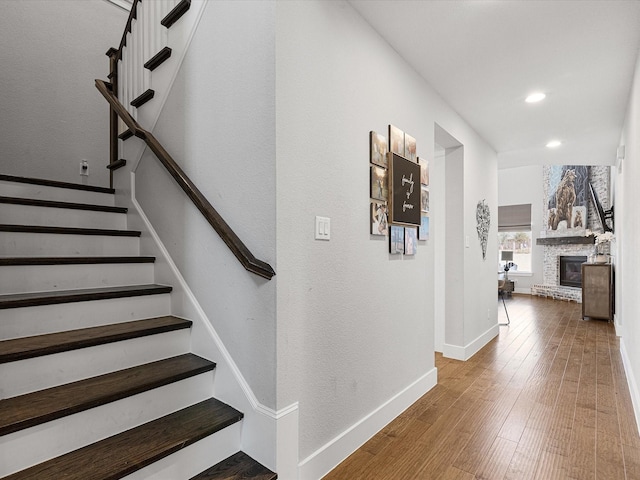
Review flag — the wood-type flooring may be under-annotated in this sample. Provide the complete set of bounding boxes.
[325,295,640,479]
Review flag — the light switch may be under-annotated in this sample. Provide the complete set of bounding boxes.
[315,216,330,241]
[465,235,470,248]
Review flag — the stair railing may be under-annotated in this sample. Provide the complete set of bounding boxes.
[99,0,275,280]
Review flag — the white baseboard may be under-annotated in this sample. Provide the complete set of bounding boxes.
[297,368,437,480]
[619,337,640,437]
[443,324,499,361]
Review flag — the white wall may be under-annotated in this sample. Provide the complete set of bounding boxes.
[130,0,278,408]
[276,1,498,473]
[617,50,640,433]
[0,0,125,186]
[498,165,545,292]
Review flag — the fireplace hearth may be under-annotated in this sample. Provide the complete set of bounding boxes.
[559,256,588,288]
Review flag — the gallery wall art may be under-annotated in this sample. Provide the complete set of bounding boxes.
[476,199,490,260]
[368,125,431,254]
[545,165,588,236]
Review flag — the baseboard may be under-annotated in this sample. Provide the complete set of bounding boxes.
[443,324,499,361]
[619,337,640,437]
[297,368,437,480]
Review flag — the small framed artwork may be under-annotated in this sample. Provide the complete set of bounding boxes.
[404,227,417,255]
[389,124,405,157]
[421,185,429,213]
[370,131,388,168]
[419,157,429,185]
[418,215,429,240]
[370,165,388,201]
[389,225,405,254]
[371,201,388,236]
[389,152,421,226]
[404,134,417,162]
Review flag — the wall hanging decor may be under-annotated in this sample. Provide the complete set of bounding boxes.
[404,133,417,162]
[389,225,405,254]
[419,157,429,186]
[370,131,388,168]
[371,201,388,236]
[389,152,421,226]
[389,125,405,157]
[370,165,388,201]
[546,165,588,236]
[419,215,430,240]
[476,199,490,260]
[404,227,418,255]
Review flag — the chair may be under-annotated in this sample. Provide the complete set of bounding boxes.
[498,279,511,325]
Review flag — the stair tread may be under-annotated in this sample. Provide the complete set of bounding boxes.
[0,353,215,436]
[0,284,172,309]
[0,174,115,194]
[0,195,127,213]
[161,0,191,28]
[3,398,242,479]
[0,256,155,266]
[0,316,191,363]
[0,224,141,236]
[191,451,277,480]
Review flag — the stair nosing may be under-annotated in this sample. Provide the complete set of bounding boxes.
[0,316,192,364]
[2,398,243,480]
[0,224,141,237]
[0,354,215,436]
[0,256,155,266]
[144,46,172,71]
[0,196,127,214]
[0,284,172,310]
[130,89,155,108]
[0,174,114,194]
[161,0,191,28]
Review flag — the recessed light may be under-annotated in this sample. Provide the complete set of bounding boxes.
[526,92,546,103]
[546,140,562,148]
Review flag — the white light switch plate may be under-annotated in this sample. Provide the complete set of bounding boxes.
[315,216,330,240]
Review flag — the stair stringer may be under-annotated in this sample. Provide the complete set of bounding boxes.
[120,172,297,475]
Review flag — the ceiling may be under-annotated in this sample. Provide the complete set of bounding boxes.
[349,0,640,169]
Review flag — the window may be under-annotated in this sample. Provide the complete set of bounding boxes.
[498,204,532,273]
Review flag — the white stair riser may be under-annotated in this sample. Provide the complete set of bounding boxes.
[0,180,115,206]
[1,329,191,398]
[0,203,127,230]
[0,231,139,256]
[124,423,242,480]
[0,294,171,340]
[0,263,154,294]
[0,374,215,478]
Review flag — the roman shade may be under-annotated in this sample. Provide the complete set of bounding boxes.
[498,204,531,232]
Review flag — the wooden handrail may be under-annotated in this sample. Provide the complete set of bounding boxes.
[95,79,275,280]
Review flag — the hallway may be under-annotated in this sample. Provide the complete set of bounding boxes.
[325,295,640,479]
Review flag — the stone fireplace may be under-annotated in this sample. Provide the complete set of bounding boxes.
[531,165,610,303]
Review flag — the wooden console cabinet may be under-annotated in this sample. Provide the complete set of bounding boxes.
[582,263,613,321]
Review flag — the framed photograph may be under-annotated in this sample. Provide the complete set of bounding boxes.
[418,215,430,240]
[389,124,405,157]
[421,185,429,213]
[371,201,388,236]
[370,131,388,168]
[389,152,421,226]
[419,157,429,185]
[404,133,417,162]
[404,227,417,255]
[370,165,388,201]
[389,225,405,254]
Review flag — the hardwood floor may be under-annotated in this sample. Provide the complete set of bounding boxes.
[325,295,640,479]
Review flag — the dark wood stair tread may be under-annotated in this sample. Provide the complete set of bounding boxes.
[3,398,243,479]
[0,174,114,194]
[106,158,127,171]
[0,353,215,436]
[0,256,155,266]
[0,316,191,364]
[0,196,127,214]
[191,451,277,480]
[144,46,172,71]
[130,89,155,108]
[118,129,133,140]
[0,224,141,237]
[0,284,172,309]
[161,0,191,28]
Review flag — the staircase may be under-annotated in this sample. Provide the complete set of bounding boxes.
[0,174,276,479]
